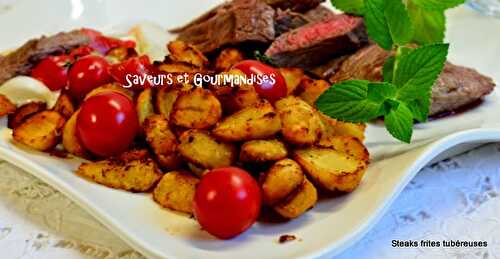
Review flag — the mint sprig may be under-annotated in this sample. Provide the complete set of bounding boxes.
[319,0,457,143]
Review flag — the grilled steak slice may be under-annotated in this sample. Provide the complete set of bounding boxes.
[304,5,337,23]
[265,0,325,13]
[0,30,90,85]
[172,0,275,53]
[329,44,496,116]
[265,14,368,69]
[274,9,309,36]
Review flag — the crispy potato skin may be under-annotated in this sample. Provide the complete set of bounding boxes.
[178,130,236,169]
[239,139,288,163]
[8,102,46,129]
[274,178,318,219]
[155,87,181,118]
[143,114,183,170]
[136,88,155,126]
[170,88,222,129]
[261,159,304,206]
[330,121,366,141]
[77,156,162,192]
[84,83,134,100]
[215,48,244,72]
[153,171,199,214]
[212,69,260,114]
[297,78,331,106]
[0,94,16,117]
[212,100,281,142]
[279,68,305,95]
[293,147,367,192]
[318,136,369,162]
[167,40,209,68]
[275,96,322,146]
[13,111,65,151]
[62,110,88,158]
[53,93,75,119]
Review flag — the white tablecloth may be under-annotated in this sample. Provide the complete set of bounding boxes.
[1,144,499,259]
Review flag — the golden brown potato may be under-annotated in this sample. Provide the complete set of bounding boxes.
[155,87,180,118]
[274,178,318,219]
[215,48,244,72]
[318,136,369,162]
[53,93,75,119]
[136,88,155,126]
[261,159,304,205]
[13,111,65,151]
[275,96,322,146]
[0,94,16,117]
[62,110,88,158]
[239,139,288,163]
[297,78,331,106]
[187,162,209,177]
[84,83,134,100]
[143,114,183,170]
[170,88,222,129]
[167,40,209,68]
[279,68,305,95]
[330,121,366,141]
[77,156,162,192]
[157,61,200,74]
[153,171,199,214]
[8,102,46,129]
[293,147,367,192]
[213,100,281,142]
[211,69,260,114]
[178,130,236,169]
[118,148,150,162]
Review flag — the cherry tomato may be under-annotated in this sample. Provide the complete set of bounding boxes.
[31,55,71,91]
[81,28,136,55]
[233,60,287,102]
[76,92,138,157]
[193,167,261,239]
[109,55,155,89]
[69,45,95,60]
[68,55,112,100]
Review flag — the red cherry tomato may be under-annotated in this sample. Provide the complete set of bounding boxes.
[76,92,139,157]
[109,55,155,89]
[233,60,287,102]
[31,55,71,91]
[193,167,261,239]
[69,45,95,60]
[81,28,136,55]
[68,55,112,100]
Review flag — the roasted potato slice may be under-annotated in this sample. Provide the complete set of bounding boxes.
[155,87,180,118]
[187,162,209,177]
[77,156,162,192]
[143,114,183,170]
[13,111,65,151]
[170,88,222,129]
[136,88,155,126]
[157,61,200,74]
[279,68,305,95]
[8,102,46,129]
[211,69,260,114]
[239,139,288,163]
[330,121,366,141]
[274,178,318,219]
[153,171,199,214]
[213,100,281,142]
[84,83,134,100]
[293,147,367,192]
[178,130,236,169]
[53,93,75,119]
[62,110,88,158]
[318,136,369,162]
[215,48,244,72]
[261,159,304,205]
[297,78,331,106]
[167,40,209,68]
[0,94,16,117]
[275,96,322,146]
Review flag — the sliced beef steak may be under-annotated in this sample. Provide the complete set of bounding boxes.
[274,9,309,37]
[0,30,90,85]
[172,0,275,53]
[265,0,325,13]
[304,5,337,23]
[265,14,368,69]
[329,44,496,116]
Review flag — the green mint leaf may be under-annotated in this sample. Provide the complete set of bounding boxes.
[412,0,466,10]
[395,43,449,121]
[365,0,414,50]
[383,56,396,83]
[408,2,446,44]
[384,101,414,143]
[331,0,364,15]
[316,80,396,122]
